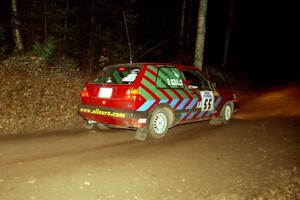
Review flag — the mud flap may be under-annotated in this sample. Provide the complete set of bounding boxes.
[209,117,223,125]
[134,128,148,141]
[84,120,98,129]
[134,115,151,141]
[85,123,95,129]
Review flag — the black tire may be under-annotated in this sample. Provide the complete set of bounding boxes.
[148,107,172,139]
[220,101,234,124]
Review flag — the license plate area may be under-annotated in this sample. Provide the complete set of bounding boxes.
[98,88,112,98]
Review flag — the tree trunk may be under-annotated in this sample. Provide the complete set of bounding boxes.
[194,0,208,71]
[11,0,24,52]
[221,0,235,69]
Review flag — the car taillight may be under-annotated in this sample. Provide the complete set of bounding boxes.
[81,87,89,97]
[126,88,139,100]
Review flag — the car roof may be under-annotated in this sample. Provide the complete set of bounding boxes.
[104,63,198,69]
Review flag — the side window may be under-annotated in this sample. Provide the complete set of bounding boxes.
[156,67,184,89]
[182,70,210,90]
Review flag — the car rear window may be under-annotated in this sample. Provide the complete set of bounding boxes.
[93,66,142,84]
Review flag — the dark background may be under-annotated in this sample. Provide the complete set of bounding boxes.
[0,0,298,85]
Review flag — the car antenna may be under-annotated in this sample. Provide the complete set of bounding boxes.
[123,10,133,64]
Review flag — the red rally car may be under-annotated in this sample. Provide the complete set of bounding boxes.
[79,63,238,140]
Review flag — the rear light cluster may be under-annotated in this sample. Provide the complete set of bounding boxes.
[81,87,89,97]
[81,86,140,101]
[126,88,139,100]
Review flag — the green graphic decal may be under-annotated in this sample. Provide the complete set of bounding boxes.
[139,87,153,99]
[141,78,167,100]
[144,71,156,81]
[147,65,158,73]
[156,67,184,89]
[137,64,202,112]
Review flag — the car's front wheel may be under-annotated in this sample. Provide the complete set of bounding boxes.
[220,101,234,124]
[148,108,172,139]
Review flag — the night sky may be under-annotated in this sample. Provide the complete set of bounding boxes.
[141,0,298,84]
[226,1,298,84]
[0,0,298,85]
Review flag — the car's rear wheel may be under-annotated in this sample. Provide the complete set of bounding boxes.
[148,107,172,139]
[220,101,233,124]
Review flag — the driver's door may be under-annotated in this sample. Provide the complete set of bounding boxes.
[181,69,215,121]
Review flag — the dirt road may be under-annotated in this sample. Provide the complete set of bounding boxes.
[0,85,299,200]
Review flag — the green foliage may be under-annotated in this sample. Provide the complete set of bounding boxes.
[32,39,56,60]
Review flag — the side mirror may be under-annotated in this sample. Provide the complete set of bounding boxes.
[210,82,216,90]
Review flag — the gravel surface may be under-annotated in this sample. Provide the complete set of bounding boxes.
[0,56,85,135]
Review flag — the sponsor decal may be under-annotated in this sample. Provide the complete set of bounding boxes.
[80,108,126,118]
[167,78,183,86]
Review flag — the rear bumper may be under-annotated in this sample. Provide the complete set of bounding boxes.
[78,105,148,129]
